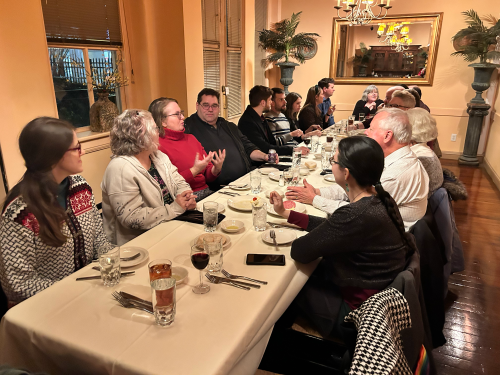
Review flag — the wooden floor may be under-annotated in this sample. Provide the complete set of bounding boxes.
[433,160,500,374]
[256,160,500,375]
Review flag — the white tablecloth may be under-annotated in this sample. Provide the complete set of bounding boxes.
[0,150,336,375]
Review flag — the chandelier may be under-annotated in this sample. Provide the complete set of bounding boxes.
[334,0,392,26]
[377,22,413,52]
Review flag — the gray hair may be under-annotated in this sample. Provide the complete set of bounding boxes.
[391,90,416,108]
[361,85,379,101]
[377,108,412,144]
[110,109,159,156]
[407,108,438,143]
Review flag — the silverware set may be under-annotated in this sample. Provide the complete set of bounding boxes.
[205,270,268,290]
[219,191,239,197]
[76,271,135,281]
[112,291,153,314]
[220,184,248,188]
[267,222,305,231]
[270,230,279,251]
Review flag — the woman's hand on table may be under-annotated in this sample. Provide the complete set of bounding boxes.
[296,146,310,155]
[269,191,290,219]
[305,125,322,134]
[176,190,197,210]
[302,130,322,139]
[190,152,214,176]
[285,179,319,205]
[211,149,226,175]
[290,129,303,138]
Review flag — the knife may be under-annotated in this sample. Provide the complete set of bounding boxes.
[76,271,135,281]
[210,275,261,289]
[119,291,154,309]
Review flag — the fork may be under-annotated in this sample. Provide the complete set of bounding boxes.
[205,274,250,290]
[270,230,279,251]
[221,269,268,285]
[121,253,140,261]
[112,292,153,314]
[221,184,248,188]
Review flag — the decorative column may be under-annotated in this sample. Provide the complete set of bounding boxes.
[458,63,498,166]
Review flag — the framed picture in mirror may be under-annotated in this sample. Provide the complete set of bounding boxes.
[330,13,444,85]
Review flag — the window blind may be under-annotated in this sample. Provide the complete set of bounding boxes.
[41,0,122,46]
[203,49,220,92]
[202,0,220,43]
[226,0,242,47]
[227,51,242,118]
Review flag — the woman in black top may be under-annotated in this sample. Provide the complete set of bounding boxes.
[284,92,322,142]
[352,84,384,123]
[269,137,416,337]
[297,86,324,134]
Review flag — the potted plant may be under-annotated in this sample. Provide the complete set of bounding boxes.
[452,10,500,103]
[350,43,373,77]
[258,11,319,94]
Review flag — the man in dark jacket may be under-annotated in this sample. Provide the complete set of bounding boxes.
[238,85,309,157]
[184,88,271,190]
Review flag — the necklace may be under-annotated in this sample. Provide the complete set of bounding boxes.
[351,190,371,203]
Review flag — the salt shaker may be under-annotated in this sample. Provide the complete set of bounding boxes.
[278,174,285,187]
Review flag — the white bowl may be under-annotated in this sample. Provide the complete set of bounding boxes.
[172,266,188,284]
[299,168,309,176]
[221,219,245,233]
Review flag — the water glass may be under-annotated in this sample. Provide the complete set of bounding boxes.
[292,148,302,167]
[204,236,223,273]
[348,115,355,126]
[358,113,365,122]
[291,167,300,186]
[252,202,267,231]
[322,154,331,171]
[203,201,218,232]
[149,259,172,282]
[311,135,319,151]
[151,277,176,327]
[341,119,348,134]
[98,243,121,287]
[283,168,293,186]
[250,170,262,194]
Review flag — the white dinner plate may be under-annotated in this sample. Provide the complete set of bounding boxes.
[259,167,279,175]
[261,228,297,245]
[267,201,306,216]
[171,266,188,284]
[324,175,336,183]
[229,184,250,191]
[196,202,225,213]
[193,233,231,250]
[227,195,261,211]
[268,172,282,182]
[220,219,245,233]
[120,246,149,268]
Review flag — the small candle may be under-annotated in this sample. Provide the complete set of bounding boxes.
[387,0,391,6]
[337,0,340,6]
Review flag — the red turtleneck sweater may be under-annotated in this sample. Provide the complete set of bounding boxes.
[158,128,219,192]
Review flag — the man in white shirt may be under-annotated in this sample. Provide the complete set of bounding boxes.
[264,88,303,146]
[285,108,429,230]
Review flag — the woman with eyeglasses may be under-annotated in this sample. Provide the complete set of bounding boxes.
[101,109,196,246]
[297,85,325,134]
[269,137,415,337]
[0,117,109,305]
[352,84,384,122]
[148,98,225,201]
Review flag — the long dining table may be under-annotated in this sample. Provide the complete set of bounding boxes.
[0,147,337,375]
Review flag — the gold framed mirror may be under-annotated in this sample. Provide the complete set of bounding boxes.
[330,13,443,85]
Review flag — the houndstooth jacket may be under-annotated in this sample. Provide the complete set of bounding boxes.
[345,287,413,375]
[0,175,108,304]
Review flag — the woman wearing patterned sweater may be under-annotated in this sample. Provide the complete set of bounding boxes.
[0,118,108,305]
[101,110,196,246]
[148,97,225,201]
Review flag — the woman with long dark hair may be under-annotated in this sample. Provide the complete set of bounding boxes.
[297,85,325,134]
[284,92,322,140]
[269,137,415,337]
[0,117,108,304]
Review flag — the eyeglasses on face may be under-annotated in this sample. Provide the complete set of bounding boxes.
[67,142,82,154]
[329,157,340,166]
[164,110,185,119]
[386,103,410,109]
[200,103,220,110]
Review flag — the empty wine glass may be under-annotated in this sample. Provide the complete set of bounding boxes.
[190,245,210,294]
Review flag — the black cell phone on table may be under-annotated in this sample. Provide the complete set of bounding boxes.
[246,254,286,266]
[279,156,293,163]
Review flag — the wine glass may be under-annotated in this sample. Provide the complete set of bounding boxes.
[190,245,210,294]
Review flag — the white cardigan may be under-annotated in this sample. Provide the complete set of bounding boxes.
[101,152,192,245]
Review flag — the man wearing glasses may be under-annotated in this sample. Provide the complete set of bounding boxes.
[184,88,272,191]
[386,90,416,111]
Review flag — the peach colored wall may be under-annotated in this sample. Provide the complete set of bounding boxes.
[484,71,500,186]
[277,0,499,156]
[0,0,58,189]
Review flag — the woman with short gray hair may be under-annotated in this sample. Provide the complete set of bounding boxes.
[101,109,196,245]
[352,84,384,124]
[407,108,443,197]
